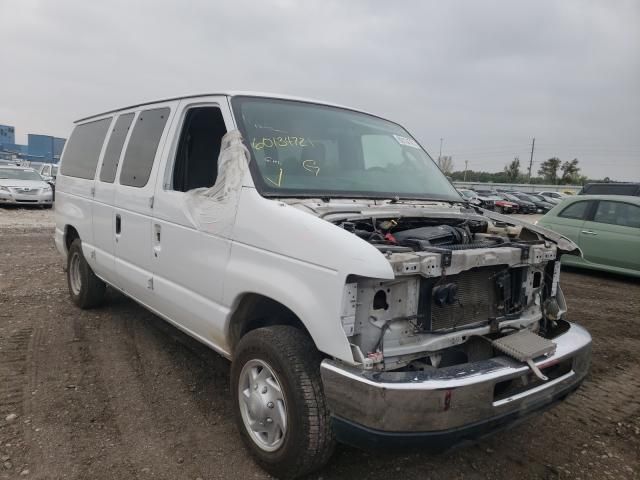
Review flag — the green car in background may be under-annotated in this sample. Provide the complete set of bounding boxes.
[537,195,640,278]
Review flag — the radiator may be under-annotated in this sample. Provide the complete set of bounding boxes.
[417,265,521,332]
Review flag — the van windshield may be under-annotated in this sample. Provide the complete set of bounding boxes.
[231,97,461,201]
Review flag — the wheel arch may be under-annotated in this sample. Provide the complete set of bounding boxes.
[227,292,316,355]
[64,224,80,252]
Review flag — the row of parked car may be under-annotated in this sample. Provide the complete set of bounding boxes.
[457,187,564,214]
[456,184,639,277]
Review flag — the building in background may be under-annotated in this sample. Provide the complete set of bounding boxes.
[0,124,66,164]
[53,137,65,161]
[0,124,16,146]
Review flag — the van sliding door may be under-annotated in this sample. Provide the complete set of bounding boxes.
[113,105,176,306]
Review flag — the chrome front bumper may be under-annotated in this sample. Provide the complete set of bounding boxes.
[321,322,591,444]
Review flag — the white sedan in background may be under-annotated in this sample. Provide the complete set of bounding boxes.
[0,166,54,207]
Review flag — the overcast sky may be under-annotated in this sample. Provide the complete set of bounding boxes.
[1,0,638,180]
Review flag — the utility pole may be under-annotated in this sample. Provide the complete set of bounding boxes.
[464,160,469,182]
[439,138,443,160]
[527,137,535,183]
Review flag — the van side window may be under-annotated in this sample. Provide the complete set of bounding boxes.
[100,113,134,183]
[172,107,227,192]
[120,107,170,188]
[60,118,112,179]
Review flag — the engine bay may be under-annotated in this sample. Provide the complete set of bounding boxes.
[333,212,566,372]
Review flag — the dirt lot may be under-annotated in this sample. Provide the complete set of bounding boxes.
[1,208,638,479]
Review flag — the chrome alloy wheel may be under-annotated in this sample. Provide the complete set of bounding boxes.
[69,252,82,296]
[238,359,288,452]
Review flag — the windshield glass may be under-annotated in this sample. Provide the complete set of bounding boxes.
[0,168,43,181]
[231,97,461,201]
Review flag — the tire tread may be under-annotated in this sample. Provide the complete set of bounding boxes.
[232,326,335,479]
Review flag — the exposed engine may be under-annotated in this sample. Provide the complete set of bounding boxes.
[334,214,565,373]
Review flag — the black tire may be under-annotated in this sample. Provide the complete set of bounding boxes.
[231,326,335,479]
[67,238,106,309]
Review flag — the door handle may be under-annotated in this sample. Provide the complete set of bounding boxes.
[115,214,121,236]
[581,230,597,235]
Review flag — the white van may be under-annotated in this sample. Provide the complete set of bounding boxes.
[55,93,591,478]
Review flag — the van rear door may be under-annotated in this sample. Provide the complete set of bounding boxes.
[55,117,112,267]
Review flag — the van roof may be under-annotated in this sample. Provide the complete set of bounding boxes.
[74,91,374,124]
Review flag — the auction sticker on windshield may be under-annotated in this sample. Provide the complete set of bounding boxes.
[393,134,420,149]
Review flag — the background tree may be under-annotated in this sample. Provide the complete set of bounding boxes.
[503,157,521,182]
[437,156,454,175]
[538,157,561,184]
[560,158,581,184]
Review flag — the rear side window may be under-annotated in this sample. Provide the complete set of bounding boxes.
[593,201,640,228]
[60,118,112,179]
[120,107,170,187]
[559,201,590,220]
[100,113,135,183]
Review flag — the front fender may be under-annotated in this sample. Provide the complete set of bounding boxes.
[224,187,396,363]
[223,241,354,362]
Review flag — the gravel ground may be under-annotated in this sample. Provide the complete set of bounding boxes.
[0,206,54,229]
[1,208,638,479]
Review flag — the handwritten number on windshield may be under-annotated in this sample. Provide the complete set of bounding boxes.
[252,137,308,150]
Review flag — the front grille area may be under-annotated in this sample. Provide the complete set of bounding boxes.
[10,187,41,195]
[417,265,524,332]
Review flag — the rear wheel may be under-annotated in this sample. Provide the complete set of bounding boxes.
[67,238,106,309]
[231,326,335,479]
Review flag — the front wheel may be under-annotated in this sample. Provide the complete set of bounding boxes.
[231,326,335,479]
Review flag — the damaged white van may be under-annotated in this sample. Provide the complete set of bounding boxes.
[55,93,591,479]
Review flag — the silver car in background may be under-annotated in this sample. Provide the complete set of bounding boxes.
[0,166,54,207]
